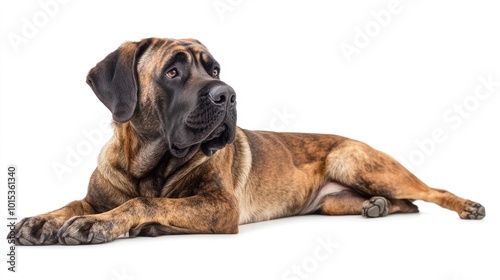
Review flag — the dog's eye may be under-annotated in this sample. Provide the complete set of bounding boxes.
[166,68,178,79]
[212,68,219,77]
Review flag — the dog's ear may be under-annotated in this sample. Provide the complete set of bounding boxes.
[86,41,150,122]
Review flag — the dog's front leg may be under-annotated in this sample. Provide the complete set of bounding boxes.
[57,191,239,245]
[14,199,97,245]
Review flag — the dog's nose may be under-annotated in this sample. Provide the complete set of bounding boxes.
[208,85,236,106]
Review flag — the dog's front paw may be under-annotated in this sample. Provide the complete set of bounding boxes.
[57,215,122,245]
[13,215,64,245]
[459,200,485,220]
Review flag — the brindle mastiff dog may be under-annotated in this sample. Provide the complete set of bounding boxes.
[14,38,485,245]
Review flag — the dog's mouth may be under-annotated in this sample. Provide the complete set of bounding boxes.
[200,124,230,157]
[170,124,231,158]
[170,144,191,158]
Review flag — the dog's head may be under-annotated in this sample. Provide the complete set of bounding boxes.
[86,38,236,158]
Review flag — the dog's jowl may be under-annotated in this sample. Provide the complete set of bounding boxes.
[14,38,485,245]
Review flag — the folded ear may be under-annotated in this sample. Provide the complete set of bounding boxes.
[86,41,150,122]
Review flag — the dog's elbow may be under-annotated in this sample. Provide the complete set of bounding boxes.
[209,206,239,234]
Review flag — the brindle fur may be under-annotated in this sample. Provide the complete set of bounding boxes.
[14,38,485,245]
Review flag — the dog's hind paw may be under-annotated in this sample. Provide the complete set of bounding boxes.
[459,200,485,220]
[362,196,389,218]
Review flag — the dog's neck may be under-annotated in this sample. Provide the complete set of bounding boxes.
[99,121,205,182]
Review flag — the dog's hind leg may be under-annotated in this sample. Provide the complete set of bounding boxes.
[318,187,418,218]
[325,139,485,219]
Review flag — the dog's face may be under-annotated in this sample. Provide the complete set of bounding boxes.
[86,38,237,158]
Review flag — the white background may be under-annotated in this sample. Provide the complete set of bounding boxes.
[1,0,499,279]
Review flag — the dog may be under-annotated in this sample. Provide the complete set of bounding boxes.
[14,38,485,245]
